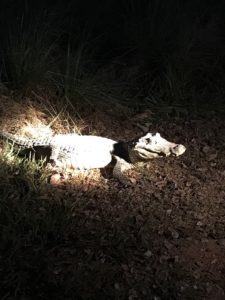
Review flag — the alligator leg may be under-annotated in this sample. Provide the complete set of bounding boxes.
[112,156,133,185]
[49,146,62,167]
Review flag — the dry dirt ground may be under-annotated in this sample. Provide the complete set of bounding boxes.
[41,114,225,300]
[0,98,225,299]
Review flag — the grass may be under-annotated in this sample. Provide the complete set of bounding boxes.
[1,0,224,116]
[0,143,73,299]
[0,143,49,191]
[2,12,59,90]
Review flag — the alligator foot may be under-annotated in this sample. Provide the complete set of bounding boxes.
[112,156,133,186]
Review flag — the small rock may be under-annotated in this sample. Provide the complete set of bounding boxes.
[202,146,210,154]
[197,221,203,226]
[193,285,198,290]
[197,167,207,172]
[114,283,120,290]
[211,258,217,265]
[164,240,173,250]
[169,228,179,239]
[144,250,152,257]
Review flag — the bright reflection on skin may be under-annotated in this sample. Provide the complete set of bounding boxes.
[0,123,186,187]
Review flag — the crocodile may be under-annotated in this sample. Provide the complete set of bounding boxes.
[0,131,186,184]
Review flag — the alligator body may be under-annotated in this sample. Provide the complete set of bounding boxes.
[0,131,186,184]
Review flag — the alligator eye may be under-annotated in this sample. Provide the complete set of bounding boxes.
[145,138,151,143]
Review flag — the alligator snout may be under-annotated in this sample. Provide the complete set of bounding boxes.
[171,144,186,156]
[133,132,186,159]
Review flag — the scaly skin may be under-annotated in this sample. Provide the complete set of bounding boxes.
[0,131,186,184]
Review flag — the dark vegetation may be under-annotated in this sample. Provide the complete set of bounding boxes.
[0,1,225,299]
[1,0,225,114]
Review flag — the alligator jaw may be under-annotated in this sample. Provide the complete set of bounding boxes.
[133,143,186,160]
[133,148,163,160]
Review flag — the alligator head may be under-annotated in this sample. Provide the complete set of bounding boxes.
[132,132,186,160]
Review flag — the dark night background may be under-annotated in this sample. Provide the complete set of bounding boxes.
[1,0,225,113]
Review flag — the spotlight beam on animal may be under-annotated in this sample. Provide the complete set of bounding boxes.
[0,131,186,185]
